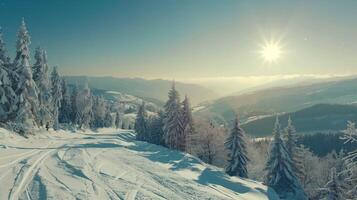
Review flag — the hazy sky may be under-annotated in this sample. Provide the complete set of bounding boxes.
[0,0,357,85]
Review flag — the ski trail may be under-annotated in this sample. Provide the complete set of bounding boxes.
[9,149,56,200]
[0,168,12,180]
[124,177,143,200]
[0,149,41,168]
[0,149,37,161]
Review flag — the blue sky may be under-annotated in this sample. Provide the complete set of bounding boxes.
[1,0,357,82]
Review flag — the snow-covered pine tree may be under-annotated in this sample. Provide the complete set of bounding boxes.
[147,110,165,145]
[59,79,72,123]
[264,116,306,199]
[114,111,121,129]
[0,29,17,121]
[75,82,92,128]
[224,116,249,178]
[51,66,62,130]
[182,95,195,152]
[13,19,39,133]
[33,47,52,127]
[70,83,79,124]
[324,168,345,200]
[104,105,113,127]
[91,95,106,128]
[284,116,305,184]
[163,82,185,151]
[341,121,357,199]
[0,59,17,121]
[135,102,147,141]
[0,27,10,65]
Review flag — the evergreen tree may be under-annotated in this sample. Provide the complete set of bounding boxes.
[75,82,92,128]
[135,102,147,141]
[225,116,249,178]
[91,95,106,128]
[341,121,357,199]
[264,116,306,199]
[0,27,10,65]
[51,66,62,130]
[115,111,121,129]
[33,47,52,127]
[324,168,345,200]
[0,59,17,121]
[59,79,71,123]
[163,82,185,151]
[70,83,79,123]
[104,105,113,127]
[0,29,17,122]
[182,95,195,152]
[14,19,39,133]
[284,116,305,184]
[147,110,165,145]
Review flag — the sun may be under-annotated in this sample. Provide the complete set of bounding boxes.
[260,40,282,63]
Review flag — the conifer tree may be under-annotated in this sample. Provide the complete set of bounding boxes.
[182,95,195,152]
[104,105,113,127]
[59,79,71,123]
[264,116,306,199]
[225,116,249,177]
[51,66,62,130]
[0,27,9,65]
[33,47,52,127]
[284,116,305,184]
[341,121,357,199]
[14,19,39,133]
[163,82,185,151]
[115,111,121,129]
[135,102,147,141]
[147,110,165,145]
[70,83,79,123]
[0,59,17,121]
[324,168,345,200]
[0,29,17,122]
[75,82,92,128]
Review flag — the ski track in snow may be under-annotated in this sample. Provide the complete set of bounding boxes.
[0,128,279,200]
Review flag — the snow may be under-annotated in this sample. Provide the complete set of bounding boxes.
[0,128,279,200]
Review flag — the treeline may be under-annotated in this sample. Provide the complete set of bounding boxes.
[0,20,125,134]
[134,83,356,200]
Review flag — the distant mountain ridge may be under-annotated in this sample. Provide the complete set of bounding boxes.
[241,103,357,137]
[64,76,217,105]
[196,77,357,124]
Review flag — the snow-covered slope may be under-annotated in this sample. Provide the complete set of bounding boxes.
[0,128,278,200]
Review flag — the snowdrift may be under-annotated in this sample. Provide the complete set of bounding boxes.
[0,128,279,200]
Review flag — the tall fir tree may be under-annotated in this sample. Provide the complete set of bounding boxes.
[91,95,106,128]
[51,67,62,130]
[0,27,9,65]
[33,47,52,127]
[284,116,305,184]
[0,59,17,121]
[264,116,306,199]
[59,79,72,123]
[225,116,249,178]
[104,105,113,127]
[14,19,39,132]
[147,110,165,145]
[0,29,17,122]
[341,121,357,199]
[324,168,345,200]
[135,102,147,141]
[182,95,195,152]
[163,82,185,151]
[115,111,121,129]
[70,83,79,124]
[75,82,92,128]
